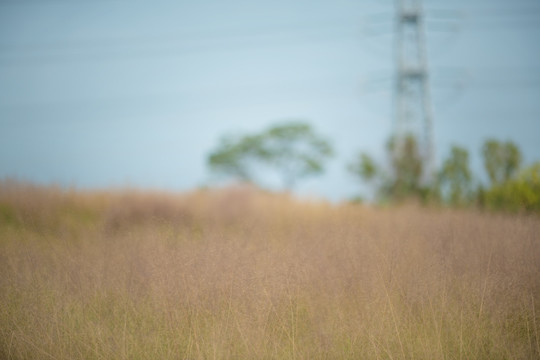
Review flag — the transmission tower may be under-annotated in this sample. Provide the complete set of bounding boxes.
[394,0,435,183]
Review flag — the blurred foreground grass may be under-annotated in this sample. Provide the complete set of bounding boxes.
[0,181,539,359]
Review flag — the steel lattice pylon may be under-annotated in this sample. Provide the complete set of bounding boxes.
[394,0,435,184]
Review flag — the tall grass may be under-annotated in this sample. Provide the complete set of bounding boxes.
[1,181,539,359]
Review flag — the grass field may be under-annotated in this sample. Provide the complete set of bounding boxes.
[1,181,539,359]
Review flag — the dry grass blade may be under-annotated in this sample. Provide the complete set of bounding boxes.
[0,182,539,359]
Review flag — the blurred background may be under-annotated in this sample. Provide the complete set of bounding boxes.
[1,0,539,202]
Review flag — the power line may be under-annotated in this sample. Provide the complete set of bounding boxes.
[362,67,540,90]
[0,0,123,5]
[0,74,361,114]
[0,22,361,66]
[1,4,537,64]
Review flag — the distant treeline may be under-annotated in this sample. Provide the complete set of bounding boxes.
[207,120,540,214]
[349,135,540,213]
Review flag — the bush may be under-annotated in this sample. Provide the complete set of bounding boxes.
[482,163,540,213]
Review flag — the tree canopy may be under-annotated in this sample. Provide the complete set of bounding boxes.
[437,145,473,206]
[482,139,522,186]
[207,121,333,190]
[348,134,428,202]
[386,135,425,200]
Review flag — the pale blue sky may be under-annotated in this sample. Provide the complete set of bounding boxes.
[1,0,539,201]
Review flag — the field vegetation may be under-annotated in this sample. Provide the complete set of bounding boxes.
[1,181,539,359]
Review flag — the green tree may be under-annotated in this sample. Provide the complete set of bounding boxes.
[348,153,378,182]
[482,162,540,213]
[348,134,430,202]
[259,122,333,189]
[477,138,540,213]
[438,145,473,206]
[385,134,424,200]
[347,152,380,203]
[208,121,333,190]
[482,139,522,186]
[207,134,265,183]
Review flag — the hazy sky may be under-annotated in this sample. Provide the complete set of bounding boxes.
[1,0,539,201]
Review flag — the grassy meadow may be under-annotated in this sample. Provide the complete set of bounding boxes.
[0,181,539,359]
